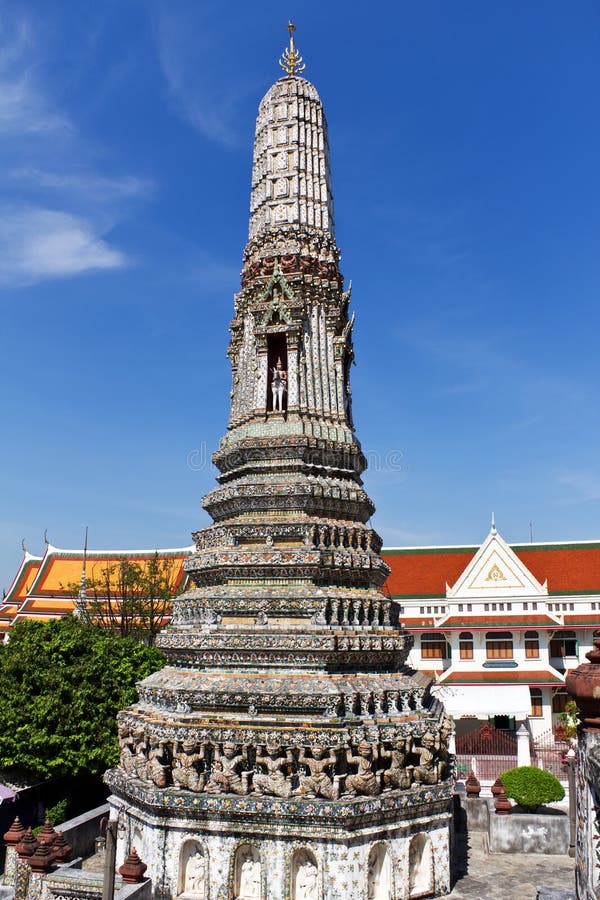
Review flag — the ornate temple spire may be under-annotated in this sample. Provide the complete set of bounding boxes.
[248,24,334,241]
[106,34,453,898]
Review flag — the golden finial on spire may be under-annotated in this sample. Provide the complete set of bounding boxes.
[279,21,305,77]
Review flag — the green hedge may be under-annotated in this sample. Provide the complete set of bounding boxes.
[500,766,565,810]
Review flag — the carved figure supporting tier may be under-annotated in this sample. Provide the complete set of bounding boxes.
[344,741,380,797]
[172,741,206,793]
[147,738,171,788]
[253,744,293,798]
[412,733,444,786]
[133,731,149,782]
[118,727,136,777]
[381,737,412,792]
[295,746,339,800]
[206,743,250,795]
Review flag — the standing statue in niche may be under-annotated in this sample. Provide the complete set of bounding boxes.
[206,743,249,795]
[184,849,206,895]
[294,856,318,900]
[172,740,206,793]
[295,746,339,799]
[253,743,293,798]
[236,849,261,900]
[344,740,380,796]
[381,736,412,791]
[271,357,287,412]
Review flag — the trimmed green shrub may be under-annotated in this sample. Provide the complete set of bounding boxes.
[500,766,565,810]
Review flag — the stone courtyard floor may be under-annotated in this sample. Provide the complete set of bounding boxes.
[450,830,576,899]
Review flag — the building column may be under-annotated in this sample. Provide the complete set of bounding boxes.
[516,723,531,767]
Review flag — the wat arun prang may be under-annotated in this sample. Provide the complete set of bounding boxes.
[106,26,453,900]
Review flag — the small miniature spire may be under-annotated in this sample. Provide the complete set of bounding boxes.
[279,21,305,77]
[491,512,496,534]
[74,526,90,622]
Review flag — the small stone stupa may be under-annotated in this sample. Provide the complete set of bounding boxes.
[106,25,453,900]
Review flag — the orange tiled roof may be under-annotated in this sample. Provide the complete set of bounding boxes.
[3,555,43,605]
[383,548,475,599]
[383,541,600,598]
[0,545,193,631]
[30,548,192,597]
[20,598,77,613]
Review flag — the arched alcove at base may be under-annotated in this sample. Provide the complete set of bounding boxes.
[367,843,392,900]
[291,848,319,900]
[234,844,262,900]
[408,833,434,898]
[178,841,207,898]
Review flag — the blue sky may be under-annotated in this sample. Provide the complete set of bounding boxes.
[1,1,599,590]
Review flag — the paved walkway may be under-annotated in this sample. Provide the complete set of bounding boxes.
[449,831,576,899]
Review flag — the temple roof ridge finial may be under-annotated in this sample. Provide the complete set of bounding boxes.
[491,511,496,534]
[279,21,305,77]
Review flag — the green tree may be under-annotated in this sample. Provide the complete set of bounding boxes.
[71,552,182,645]
[0,617,164,780]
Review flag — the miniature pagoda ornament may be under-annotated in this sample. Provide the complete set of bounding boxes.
[106,25,453,899]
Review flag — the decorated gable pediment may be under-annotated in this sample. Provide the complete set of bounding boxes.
[447,524,548,599]
[258,266,296,327]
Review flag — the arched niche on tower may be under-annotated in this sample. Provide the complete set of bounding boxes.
[367,842,393,900]
[266,331,288,413]
[408,832,434,898]
[177,840,207,898]
[291,847,319,900]
[233,844,262,900]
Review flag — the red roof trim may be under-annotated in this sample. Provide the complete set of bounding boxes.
[435,614,558,630]
[383,543,600,598]
[441,669,564,685]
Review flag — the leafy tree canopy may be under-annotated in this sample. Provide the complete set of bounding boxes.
[0,617,164,780]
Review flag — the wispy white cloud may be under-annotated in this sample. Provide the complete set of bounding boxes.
[0,75,72,135]
[558,471,600,504]
[0,17,72,137]
[151,4,255,147]
[0,207,125,286]
[10,168,153,204]
[0,12,149,288]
